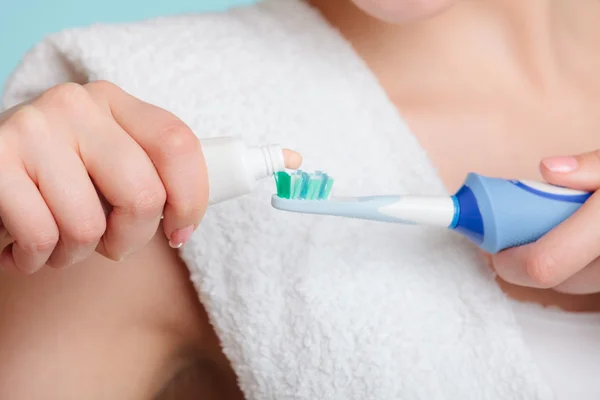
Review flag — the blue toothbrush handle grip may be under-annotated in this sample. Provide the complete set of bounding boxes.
[459,173,593,253]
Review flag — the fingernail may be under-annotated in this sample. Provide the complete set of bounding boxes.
[542,156,578,173]
[169,225,194,249]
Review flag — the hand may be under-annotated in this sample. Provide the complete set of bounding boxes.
[492,152,600,294]
[0,81,208,274]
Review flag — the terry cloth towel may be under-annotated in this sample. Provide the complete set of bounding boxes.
[3,0,554,398]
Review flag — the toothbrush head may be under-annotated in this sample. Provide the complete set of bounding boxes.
[274,170,334,200]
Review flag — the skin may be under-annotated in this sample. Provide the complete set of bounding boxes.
[2,0,600,398]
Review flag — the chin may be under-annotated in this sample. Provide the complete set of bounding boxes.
[351,0,456,24]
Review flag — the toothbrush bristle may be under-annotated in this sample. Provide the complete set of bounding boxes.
[275,171,291,199]
[275,170,334,200]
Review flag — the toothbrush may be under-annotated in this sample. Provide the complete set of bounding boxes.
[271,170,593,254]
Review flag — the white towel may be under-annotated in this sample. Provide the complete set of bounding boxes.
[2,1,554,398]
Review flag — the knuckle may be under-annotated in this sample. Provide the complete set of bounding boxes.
[21,230,59,254]
[7,105,47,138]
[124,184,167,218]
[84,79,117,91]
[40,82,91,112]
[157,120,199,157]
[524,249,560,288]
[84,80,119,97]
[67,218,107,247]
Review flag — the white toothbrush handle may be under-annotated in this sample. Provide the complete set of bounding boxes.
[271,195,455,226]
[376,196,456,227]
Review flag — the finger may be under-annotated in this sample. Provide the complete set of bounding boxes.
[0,165,59,274]
[29,92,108,267]
[553,257,600,295]
[283,149,303,170]
[79,115,166,261]
[541,151,600,191]
[85,81,207,247]
[492,192,600,288]
[32,145,106,268]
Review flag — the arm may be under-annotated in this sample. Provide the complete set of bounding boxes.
[0,233,243,399]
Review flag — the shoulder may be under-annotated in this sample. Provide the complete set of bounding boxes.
[2,0,321,109]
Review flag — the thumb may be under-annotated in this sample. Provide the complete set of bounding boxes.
[540,151,600,191]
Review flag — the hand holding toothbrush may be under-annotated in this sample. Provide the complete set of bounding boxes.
[273,159,600,295]
[492,153,600,294]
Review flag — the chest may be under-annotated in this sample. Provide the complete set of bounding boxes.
[400,94,600,193]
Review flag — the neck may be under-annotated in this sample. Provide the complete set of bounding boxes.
[307,0,600,94]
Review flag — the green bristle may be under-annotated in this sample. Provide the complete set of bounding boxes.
[291,172,303,199]
[275,171,291,199]
[306,175,322,200]
[299,172,309,199]
[304,176,314,200]
[288,173,296,199]
[275,169,335,200]
[321,178,334,200]
[314,176,325,199]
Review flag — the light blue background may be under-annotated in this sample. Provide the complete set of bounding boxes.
[1,0,254,95]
